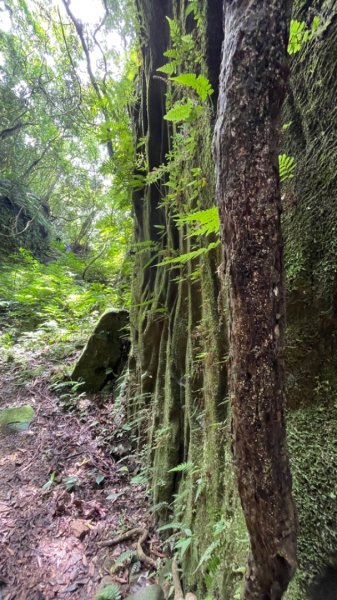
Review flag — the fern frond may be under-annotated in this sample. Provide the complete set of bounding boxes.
[169,461,194,472]
[194,539,221,573]
[176,207,220,237]
[170,73,214,101]
[158,241,220,267]
[110,550,136,573]
[95,583,122,600]
[164,100,194,122]
[279,153,296,182]
[158,522,192,537]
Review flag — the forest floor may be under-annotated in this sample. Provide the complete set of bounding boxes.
[0,346,164,600]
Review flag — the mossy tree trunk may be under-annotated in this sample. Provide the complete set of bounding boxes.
[214,1,297,598]
[129,0,232,593]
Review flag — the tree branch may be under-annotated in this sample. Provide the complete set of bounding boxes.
[61,0,114,158]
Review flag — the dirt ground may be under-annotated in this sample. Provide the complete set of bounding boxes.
[0,360,163,600]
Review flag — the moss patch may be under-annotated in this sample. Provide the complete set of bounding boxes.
[0,405,35,429]
[285,401,337,597]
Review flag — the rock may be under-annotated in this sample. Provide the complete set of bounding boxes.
[124,584,165,600]
[0,405,35,435]
[72,309,129,392]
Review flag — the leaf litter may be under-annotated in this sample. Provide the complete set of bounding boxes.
[0,355,165,599]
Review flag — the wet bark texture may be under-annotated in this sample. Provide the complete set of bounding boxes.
[214,1,297,598]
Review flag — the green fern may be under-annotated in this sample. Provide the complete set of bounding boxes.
[110,550,136,573]
[157,62,176,75]
[288,17,320,55]
[169,461,194,473]
[157,17,194,75]
[279,153,296,182]
[159,241,220,267]
[176,207,220,237]
[170,73,214,101]
[174,536,192,559]
[194,539,221,573]
[150,501,169,514]
[164,99,200,122]
[158,522,192,537]
[95,583,121,600]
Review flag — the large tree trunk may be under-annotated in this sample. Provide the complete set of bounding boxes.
[214,1,297,598]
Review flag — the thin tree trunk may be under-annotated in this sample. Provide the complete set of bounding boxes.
[213,2,297,598]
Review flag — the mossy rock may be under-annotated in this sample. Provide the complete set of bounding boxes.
[0,404,35,434]
[72,309,129,392]
[124,585,164,600]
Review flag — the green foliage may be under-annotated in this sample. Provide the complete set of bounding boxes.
[279,153,296,182]
[110,550,136,573]
[159,241,220,267]
[170,73,213,101]
[0,0,134,292]
[0,248,126,373]
[157,17,195,76]
[169,461,195,473]
[95,584,121,600]
[158,522,193,560]
[158,522,192,537]
[42,471,57,491]
[164,99,196,122]
[288,17,320,55]
[176,207,220,237]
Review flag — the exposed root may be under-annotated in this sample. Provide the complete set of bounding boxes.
[172,557,184,600]
[98,527,157,569]
[172,556,197,600]
[98,527,144,547]
[137,529,157,569]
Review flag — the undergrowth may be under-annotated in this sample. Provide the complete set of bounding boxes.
[0,248,125,378]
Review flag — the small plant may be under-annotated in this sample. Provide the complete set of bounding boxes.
[158,521,193,560]
[95,583,121,600]
[169,461,195,473]
[288,17,320,55]
[42,471,57,491]
[279,154,296,182]
[62,475,79,491]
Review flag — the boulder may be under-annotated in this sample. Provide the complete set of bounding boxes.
[0,404,35,435]
[72,309,129,392]
[125,585,165,600]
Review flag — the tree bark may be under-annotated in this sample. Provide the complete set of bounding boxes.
[213,2,297,598]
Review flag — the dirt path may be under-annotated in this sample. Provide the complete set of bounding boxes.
[0,361,160,600]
